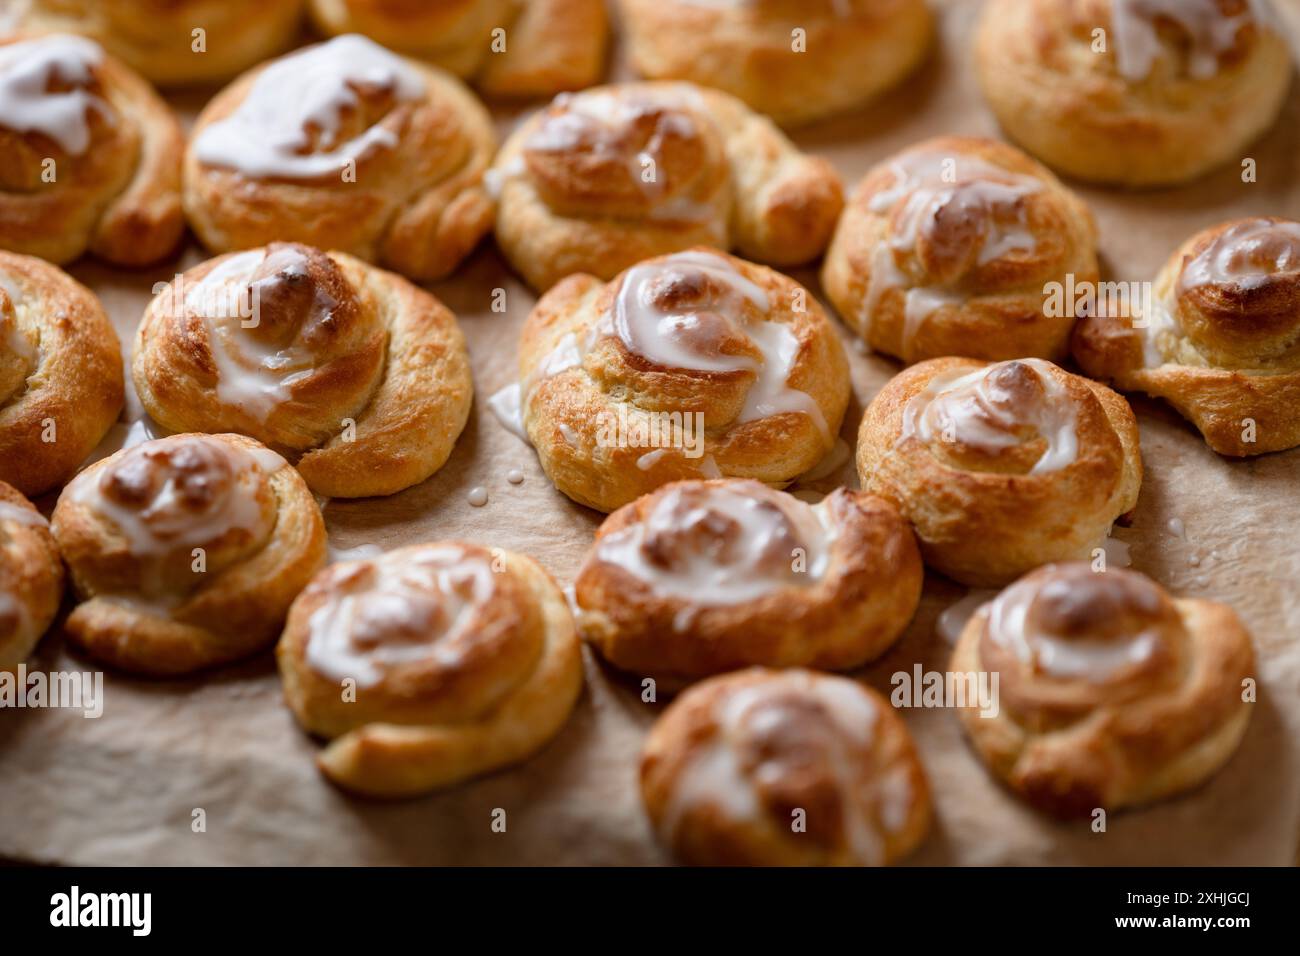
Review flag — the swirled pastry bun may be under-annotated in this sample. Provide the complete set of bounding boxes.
[307,0,609,98]
[0,33,183,266]
[641,668,931,866]
[0,481,63,672]
[857,357,1142,587]
[488,82,844,291]
[132,243,473,499]
[975,0,1292,187]
[821,136,1099,365]
[502,248,850,513]
[1074,217,1300,456]
[575,480,922,685]
[952,563,1255,816]
[619,0,933,127]
[51,433,327,676]
[0,251,123,497]
[17,0,305,86]
[277,541,583,797]
[184,34,496,281]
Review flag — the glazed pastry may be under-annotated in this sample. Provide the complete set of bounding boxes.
[641,668,931,866]
[307,0,608,97]
[133,243,473,499]
[488,82,844,290]
[575,480,921,686]
[1074,217,1300,456]
[0,251,123,496]
[277,541,584,797]
[952,563,1255,816]
[857,357,1142,587]
[17,0,305,86]
[821,136,1099,364]
[496,248,851,512]
[0,33,184,266]
[975,0,1291,187]
[51,433,327,676]
[619,0,933,127]
[184,34,496,281]
[0,481,63,672]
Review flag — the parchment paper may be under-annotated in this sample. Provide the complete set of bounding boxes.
[2,0,1299,865]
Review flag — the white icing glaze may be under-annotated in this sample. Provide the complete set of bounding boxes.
[1111,0,1272,82]
[0,500,48,528]
[467,486,488,506]
[0,34,112,155]
[1177,217,1300,293]
[487,382,528,442]
[193,34,425,179]
[936,590,996,645]
[901,359,1079,474]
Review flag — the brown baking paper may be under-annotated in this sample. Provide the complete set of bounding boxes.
[2,0,1299,865]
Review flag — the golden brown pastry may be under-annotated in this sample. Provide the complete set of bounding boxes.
[17,0,305,86]
[0,32,183,266]
[495,248,851,512]
[0,251,123,496]
[975,0,1292,187]
[952,563,1255,816]
[1074,217,1300,456]
[184,34,496,281]
[488,82,845,291]
[822,136,1099,364]
[0,481,63,672]
[857,357,1142,587]
[575,480,921,686]
[277,541,583,797]
[51,433,327,676]
[619,0,933,127]
[641,667,931,866]
[307,0,609,97]
[133,243,473,499]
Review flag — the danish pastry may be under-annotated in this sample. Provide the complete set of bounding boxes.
[1074,216,1300,456]
[184,34,496,281]
[307,0,609,98]
[575,480,921,686]
[975,0,1292,187]
[498,248,850,512]
[277,541,584,797]
[16,0,305,86]
[0,251,123,497]
[619,0,933,127]
[821,136,1099,364]
[0,33,184,266]
[641,667,931,866]
[132,243,473,499]
[51,433,327,676]
[952,563,1255,816]
[857,357,1142,587]
[0,481,63,672]
[488,82,844,291]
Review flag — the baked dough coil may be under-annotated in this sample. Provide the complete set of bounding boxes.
[975,0,1292,187]
[133,242,473,499]
[575,479,922,686]
[952,563,1255,816]
[1074,216,1300,456]
[0,33,183,266]
[488,81,844,291]
[504,248,850,513]
[822,136,1099,365]
[51,433,327,676]
[641,667,931,866]
[0,481,63,672]
[184,34,496,282]
[857,357,1142,587]
[16,0,305,86]
[619,0,933,127]
[307,0,609,98]
[277,541,584,797]
[0,250,123,497]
